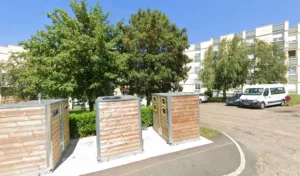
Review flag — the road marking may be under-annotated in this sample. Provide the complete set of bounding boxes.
[223,133,246,176]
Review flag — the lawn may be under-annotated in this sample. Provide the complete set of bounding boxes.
[289,94,300,106]
[200,126,222,139]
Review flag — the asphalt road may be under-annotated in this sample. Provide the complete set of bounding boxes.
[200,103,300,176]
[84,134,240,176]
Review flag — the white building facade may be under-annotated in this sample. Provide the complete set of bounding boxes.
[0,45,25,83]
[181,21,300,95]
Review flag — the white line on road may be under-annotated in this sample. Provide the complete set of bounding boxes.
[223,132,246,176]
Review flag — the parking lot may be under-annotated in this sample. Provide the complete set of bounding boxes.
[200,103,300,176]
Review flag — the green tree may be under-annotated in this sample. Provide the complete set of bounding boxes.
[19,0,120,111]
[216,36,250,99]
[249,40,287,84]
[1,54,27,98]
[198,45,218,91]
[199,36,250,99]
[118,8,191,105]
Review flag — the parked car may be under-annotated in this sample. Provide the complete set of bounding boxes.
[239,84,287,109]
[226,92,243,106]
[199,94,209,104]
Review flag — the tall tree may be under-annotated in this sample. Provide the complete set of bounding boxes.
[198,46,218,91]
[216,36,250,99]
[18,0,120,111]
[249,40,287,84]
[199,36,250,99]
[118,8,191,105]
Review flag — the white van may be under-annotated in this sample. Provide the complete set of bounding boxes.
[239,84,288,109]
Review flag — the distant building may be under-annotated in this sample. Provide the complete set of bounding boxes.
[0,45,25,85]
[181,21,300,95]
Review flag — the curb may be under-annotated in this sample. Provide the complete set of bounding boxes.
[222,132,246,176]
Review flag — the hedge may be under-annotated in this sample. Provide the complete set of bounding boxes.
[69,111,96,138]
[141,106,153,128]
[69,106,153,138]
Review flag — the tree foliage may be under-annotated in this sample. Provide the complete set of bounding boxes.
[118,8,191,105]
[199,46,217,90]
[215,36,249,99]
[200,36,250,99]
[199,37,287,99]
[249,39,287,84]
[18,0,121,110]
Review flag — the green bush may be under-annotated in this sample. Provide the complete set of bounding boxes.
[69,111,96,138]
[68,106,154,138]
[141,106,153,127]
[204,89,213,98]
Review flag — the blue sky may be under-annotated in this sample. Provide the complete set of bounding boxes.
[1,0,300,46]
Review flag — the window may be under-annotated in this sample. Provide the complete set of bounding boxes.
[273,37,283,42]
[195,84,200,90]
[263,88,269,96]
[194,67,200,73]
[289,66,297,75]
[270,87,285,95]
[288,50,296,58]
[195,44,200,51]
[243,88,264,95]
[288,36,297,44]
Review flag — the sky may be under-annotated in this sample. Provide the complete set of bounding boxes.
[1,0,300,46]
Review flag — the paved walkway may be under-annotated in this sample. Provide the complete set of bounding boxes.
[84,134,241,176]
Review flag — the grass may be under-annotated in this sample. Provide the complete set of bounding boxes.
[200,126,222,139]
[288,94,300,106]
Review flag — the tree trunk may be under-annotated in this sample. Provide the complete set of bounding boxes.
[88,100,94,111]
[222,89,227,100]
[146,92,151,106]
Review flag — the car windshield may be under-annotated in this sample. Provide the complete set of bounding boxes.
[234,93,242,98]
[243,88,264,95]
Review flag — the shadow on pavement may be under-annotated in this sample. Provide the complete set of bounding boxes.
[53,138,80,171]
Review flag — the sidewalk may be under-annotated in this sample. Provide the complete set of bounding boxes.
[84,134,240,176]
[48,128,213,176]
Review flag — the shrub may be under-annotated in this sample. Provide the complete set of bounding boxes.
[204,89,213,98]
[68,106,154,138]
[141,106,153,128]
[69,111,96,138]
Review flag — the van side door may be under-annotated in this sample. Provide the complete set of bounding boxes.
[269,88,281,105]
[263,88,271,106]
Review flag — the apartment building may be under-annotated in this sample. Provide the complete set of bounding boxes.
[181,21,300,95]
[0,45,24,62]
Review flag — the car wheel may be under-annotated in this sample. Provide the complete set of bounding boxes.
[281,100,285,106]
[199,99,202,104]
[260,102,265,109]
